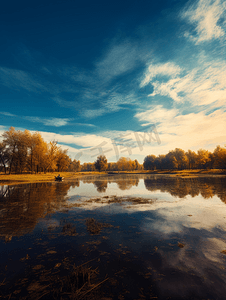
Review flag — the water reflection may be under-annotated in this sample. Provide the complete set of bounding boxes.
[81,174,142,192]
[0,182,71,241]
[1,175,226,299]
[1,175,226,242]
[116,178,139,190]
[144,176,226,201]
[93,180,108,192]
[79,174,226,202]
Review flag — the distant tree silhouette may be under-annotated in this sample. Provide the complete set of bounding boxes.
[94,155,108,172]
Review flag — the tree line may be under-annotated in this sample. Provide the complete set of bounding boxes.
[1,128,225,174]
[0,127,143,174]
[143,147,226,170]
[0,127,72,174]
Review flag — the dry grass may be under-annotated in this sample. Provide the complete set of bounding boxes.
[2,259,108,300]
[28,263,105,300]
[0,171,108,185]
[147,169,226,176]
[110,169,226,176]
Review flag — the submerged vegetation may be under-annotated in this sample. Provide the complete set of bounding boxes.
[86,218,113,235]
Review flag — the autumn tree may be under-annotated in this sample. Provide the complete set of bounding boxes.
[56,148,70,172]
[196,149,211,169]
[0,141,9,174]
[29,132,47,173]
[143,155,156,170]
[166,148,188,170]
[117,157,134,171]
[186,150,197,169]
[155,155,165,170]
[107,162,118,171]
[2,127,28,173]
[81,162,96,171]
[213,146,226,169]
[94,155,108,172]
[134,159,140,170]
[68,159,81,172]
[165,152,178,169]
[1,128,73,174]
[42,141,58,172]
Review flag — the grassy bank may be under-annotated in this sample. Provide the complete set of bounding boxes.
[0,171,108,186]
[1,169,226,185]
[108,169,226,176]
[146,169,226,176]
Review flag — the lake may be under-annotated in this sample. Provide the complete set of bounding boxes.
[1,174,226,299]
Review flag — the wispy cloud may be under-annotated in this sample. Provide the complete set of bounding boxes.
[141,56,226,107]
[25,117,71,127]
[95,41,139,82]
[140,62,182,87]
[0,67,46,92]
[0,112,16,117]
[0,38,148,120]
[181,0,226,44]
[54,89,138,119]
[0,112,72,127]
[74,123,96,127]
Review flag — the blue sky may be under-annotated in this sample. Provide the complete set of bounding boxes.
[0,0,226,163]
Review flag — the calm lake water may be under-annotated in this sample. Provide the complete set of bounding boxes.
[1,174,226,299]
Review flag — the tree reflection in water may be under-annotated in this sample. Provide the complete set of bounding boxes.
[116,178,139,190]
[93,180,108,193]
[144,176,226,202]
[1,175,226,243]
[0,182,71,241]
[81,175,226,202]
[82,174,141,192]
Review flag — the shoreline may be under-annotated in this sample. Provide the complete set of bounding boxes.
[1,169,226,186]
[0,171,108,186]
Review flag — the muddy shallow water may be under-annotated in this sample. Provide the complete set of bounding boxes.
[1,174,226,299]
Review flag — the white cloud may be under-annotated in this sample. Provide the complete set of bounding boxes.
[181,0,226,43]
[141,62,182,87]
[37,131,112,148]
[135,105,178,124]
[0,126,8,139]
[135,106,226,155]
[143,59,226,106]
